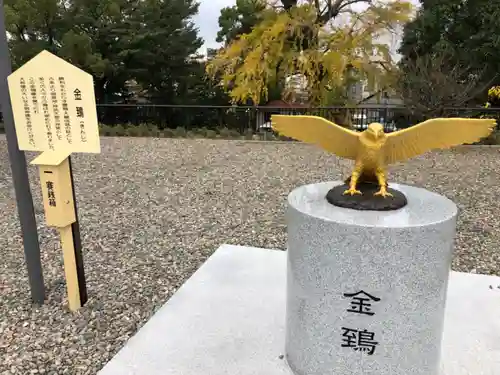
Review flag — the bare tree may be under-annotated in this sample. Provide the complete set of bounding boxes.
[396,46,495,118]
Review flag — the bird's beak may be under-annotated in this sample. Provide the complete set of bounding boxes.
[376,129,383,138]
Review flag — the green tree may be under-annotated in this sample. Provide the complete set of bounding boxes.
[399,0,500,102]
[4,0,133,102]
[216,0,266,45]
[4,0,205,104]
[4,0,66,67]
[124,0,203,103]
[62,0,134,102]
[398,0,462,60]
[177,60,231,105]
[207,0,412,105]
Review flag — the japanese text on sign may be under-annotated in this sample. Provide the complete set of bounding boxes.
[49,77,62,141]
[74,89,87,142]
[341,290,381,356]
[39,77,55,150]
[29,77,39,114]
[19,78,35,147]
[7,50,100,153]
[58,77,72,145]
[46,181,56,207]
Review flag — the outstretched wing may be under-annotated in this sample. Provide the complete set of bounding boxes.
[384,118,496,164]
[271,115,360,160]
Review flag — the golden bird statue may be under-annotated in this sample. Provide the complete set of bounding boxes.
[271,115,496,198]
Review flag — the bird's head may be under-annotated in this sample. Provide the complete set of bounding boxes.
[366,123,386,139]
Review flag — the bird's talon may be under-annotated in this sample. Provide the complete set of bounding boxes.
[343,188,362,196]
[374,190,393,198]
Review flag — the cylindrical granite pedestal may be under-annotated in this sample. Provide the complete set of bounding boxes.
[285,181,458,375]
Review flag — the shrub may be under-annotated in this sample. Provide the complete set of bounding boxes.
[218,127,232,139]
[126,126,140,137]
[480,131,500,145]
[147,123,159,131]
[228,129,241,138]
[243,128,254,140]
[137,123,151,137]
[99,124,111,136]
[173,127,187,137]
[114,124,126,136]
[206,129,217,139]
[194,127,209,137]
[162,128,175,137]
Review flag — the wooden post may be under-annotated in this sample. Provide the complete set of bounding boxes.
[32,150,86,311]
[59,225,82,311]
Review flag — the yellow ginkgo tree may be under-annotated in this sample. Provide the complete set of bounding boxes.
[206,0,413,105]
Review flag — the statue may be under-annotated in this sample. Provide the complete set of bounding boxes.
[271,115,496,210]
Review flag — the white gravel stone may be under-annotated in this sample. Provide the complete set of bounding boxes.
[0,137,499,374]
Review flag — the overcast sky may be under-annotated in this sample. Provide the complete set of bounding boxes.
[192,0,231,52]
[192,0,420,55]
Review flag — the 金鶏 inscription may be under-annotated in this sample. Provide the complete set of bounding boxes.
[341,289,381,355]
[341,328,379,355]
[343,290,380,316]
[74,88,82,100]
[74,89,87,142]
[7,50,100,153]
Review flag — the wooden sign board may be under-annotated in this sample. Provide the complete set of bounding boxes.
[7,50,100,153]
[31,150,76,228]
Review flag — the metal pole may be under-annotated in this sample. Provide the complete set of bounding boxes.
[0,1,45,304]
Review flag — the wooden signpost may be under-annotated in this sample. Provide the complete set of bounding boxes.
[7,50,101,311]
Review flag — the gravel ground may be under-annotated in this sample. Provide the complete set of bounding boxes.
[0,137,499,374]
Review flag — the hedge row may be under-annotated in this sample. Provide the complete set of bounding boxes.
[0,122,498,144]
[98,123,294,141]
[100,123,500,144]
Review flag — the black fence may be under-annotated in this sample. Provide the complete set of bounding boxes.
[96,104,500,134]
[1,105,498,135]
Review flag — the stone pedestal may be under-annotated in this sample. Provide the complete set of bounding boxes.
[285,181,458,375]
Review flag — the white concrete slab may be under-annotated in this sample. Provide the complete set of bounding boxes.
[98,244,500,375]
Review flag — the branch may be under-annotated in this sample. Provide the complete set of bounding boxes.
[338,0,372,13]
[15,24,27,42]
[314,0,321,15]
[318,0,371,23]
[396,46,494,115]
[318,0,343,24]
[356,87,387,104]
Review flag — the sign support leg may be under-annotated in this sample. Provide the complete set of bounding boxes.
[58,156,87,311]
[56,156,87,311]
[58,225,81,311]
[68,156,87,307]
[0,0,45,304]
